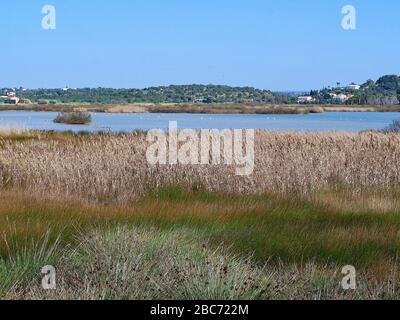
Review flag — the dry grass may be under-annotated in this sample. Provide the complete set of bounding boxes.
[0,131,399,202]
[2,103,399,114]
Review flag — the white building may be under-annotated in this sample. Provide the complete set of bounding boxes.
[347,83,361,90]
[297,96,315,104]
[3,91,20,105]
[330,93,353,103]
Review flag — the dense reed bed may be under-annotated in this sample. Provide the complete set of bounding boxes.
[0,130,399,202]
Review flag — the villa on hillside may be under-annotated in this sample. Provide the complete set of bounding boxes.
[3,91,20,105]
[330,93,353,102]
[347,83,361,90]
[297,96,315,104]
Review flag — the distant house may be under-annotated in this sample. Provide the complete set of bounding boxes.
[297,96,315,104]
[347,83,361,90]
[4,91,20,105]
[330,93,353,103]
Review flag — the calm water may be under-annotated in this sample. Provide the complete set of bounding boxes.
[0,111,398,132]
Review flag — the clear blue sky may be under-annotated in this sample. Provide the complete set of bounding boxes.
[1,0,399,91]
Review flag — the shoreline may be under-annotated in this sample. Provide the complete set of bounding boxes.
[0,103,399,114]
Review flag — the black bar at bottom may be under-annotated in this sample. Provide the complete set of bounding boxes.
[0,300,396,318]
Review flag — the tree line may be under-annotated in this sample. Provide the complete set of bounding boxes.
[8,85,295,104]
[4,76,400,106]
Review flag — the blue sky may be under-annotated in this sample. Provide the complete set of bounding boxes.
[1,0,399,90]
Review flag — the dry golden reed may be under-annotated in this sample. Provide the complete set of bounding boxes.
[0,131,399,202]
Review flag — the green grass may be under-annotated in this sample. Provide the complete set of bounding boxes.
[36,226,272,300]
[1,187,400,299]
[2,186,400,268]
[141,188,400,269]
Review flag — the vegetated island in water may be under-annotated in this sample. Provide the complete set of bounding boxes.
[54,112,92,125]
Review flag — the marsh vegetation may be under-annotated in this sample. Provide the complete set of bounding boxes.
[1,129,400,299]
[54,112,92,125]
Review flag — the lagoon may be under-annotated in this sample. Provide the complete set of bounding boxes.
[0,111,398,132]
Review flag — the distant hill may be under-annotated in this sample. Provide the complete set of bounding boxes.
[347,75,400,105]
[309,75,400,105]
[7,85,295,105]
